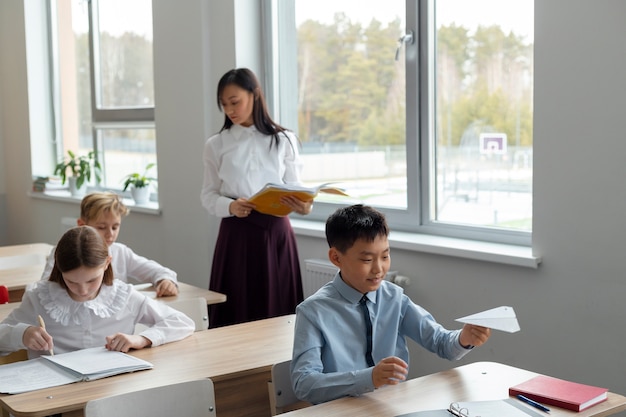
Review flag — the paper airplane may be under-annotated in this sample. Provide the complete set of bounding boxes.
[455,306,520,333]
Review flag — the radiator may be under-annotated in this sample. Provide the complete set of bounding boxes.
[302,259,338,299]
[302,259,408,299]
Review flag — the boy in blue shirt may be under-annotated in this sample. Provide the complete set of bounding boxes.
[291,204,491,404]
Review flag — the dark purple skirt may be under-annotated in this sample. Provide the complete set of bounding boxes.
[208,210,304,328]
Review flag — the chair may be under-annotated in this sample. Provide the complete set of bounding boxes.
[166,296,209,331]
[134,296,208,334]
[84,378,216,417]
[267,360,310,415]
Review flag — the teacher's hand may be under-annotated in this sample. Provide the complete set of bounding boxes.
[229,198,255,218]
[280,196,313,215]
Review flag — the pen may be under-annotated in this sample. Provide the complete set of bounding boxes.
[517,394,550,413]
[37,315,54,356]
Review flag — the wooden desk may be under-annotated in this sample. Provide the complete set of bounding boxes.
[0,243,52,302]
[280,362,626,417]
[0,314,295,417]
[0,282,226,322]
[0,243,52,259]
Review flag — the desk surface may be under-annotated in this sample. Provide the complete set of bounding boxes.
[0,314,295,417]
[281,361,626,417]
[0,282,226,322]
[0,243,53,259]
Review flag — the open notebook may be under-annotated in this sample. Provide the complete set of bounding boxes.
[396,398,545,417]
[0,347,153,394]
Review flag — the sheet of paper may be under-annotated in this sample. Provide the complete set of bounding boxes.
[0,358,81,394]
[455,306,520,333]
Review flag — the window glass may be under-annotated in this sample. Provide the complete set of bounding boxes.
[93,0,154,109]
[275,0,533,241]
[432,0,533,231]
[97,127,157,191]
[294,0,407,209]
[47,0,157,198]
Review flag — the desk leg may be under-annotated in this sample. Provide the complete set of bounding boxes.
[213,369,272,417]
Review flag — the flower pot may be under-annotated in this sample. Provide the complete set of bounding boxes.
[131,185,151,205]
[68,176,86,197]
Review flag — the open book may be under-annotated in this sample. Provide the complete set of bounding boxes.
[396,399,544,417]
[248,182,348,216]
[0,347,153,394]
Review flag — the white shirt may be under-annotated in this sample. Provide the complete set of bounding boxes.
[0,280,194,358]
[41,242,178,287]
[201,124,303,217]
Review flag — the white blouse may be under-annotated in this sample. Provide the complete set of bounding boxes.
[0,280,194,358]
[201,124,303,217]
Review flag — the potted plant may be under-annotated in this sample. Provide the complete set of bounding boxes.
[122,163,157,205]
[54,150,102,197]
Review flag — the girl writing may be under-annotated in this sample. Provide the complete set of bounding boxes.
[0,226,194,358]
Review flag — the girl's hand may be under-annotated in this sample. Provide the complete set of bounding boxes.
[106,333,151,352]
[229,198,255,217]
[23,326,54,353]
[280,195,313,215]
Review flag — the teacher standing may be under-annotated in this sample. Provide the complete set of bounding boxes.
[201,68,310,328]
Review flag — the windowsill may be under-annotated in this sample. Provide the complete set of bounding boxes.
[28,190,162,215]
[290,218,541,269]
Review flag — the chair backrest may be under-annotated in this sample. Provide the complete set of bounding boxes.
[268,360,310,415]
[84,378,216,417]
[166,296,209,331]
[134,296,208,334]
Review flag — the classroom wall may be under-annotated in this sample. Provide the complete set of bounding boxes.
[1,0,625,410]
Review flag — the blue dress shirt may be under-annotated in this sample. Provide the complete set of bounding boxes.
[291,272,471,404]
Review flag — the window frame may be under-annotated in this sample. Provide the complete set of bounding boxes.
[264,0,531,247]
[43,0,157,200]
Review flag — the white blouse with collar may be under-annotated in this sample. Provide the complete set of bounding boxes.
[0,279,194,358]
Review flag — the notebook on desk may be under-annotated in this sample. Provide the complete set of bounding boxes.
[0,347,153,394]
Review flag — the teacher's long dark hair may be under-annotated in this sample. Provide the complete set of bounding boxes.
[216,68,288,148]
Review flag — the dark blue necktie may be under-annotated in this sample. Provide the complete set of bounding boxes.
[359,294,375,367]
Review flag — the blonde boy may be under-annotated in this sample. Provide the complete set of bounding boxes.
[41,192,178,296]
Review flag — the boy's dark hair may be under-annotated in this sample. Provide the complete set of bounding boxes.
[325,204,389,253]
[49,226,114,288]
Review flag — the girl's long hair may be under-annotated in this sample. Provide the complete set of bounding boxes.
[217,68,290,148]
[49,226,114,288]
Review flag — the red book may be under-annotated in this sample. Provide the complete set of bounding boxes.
[509,375,608,412]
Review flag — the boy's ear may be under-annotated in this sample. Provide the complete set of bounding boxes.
[328,247,341,268]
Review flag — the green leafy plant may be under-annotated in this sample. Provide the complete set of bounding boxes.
[53,150,102,189]
[122,163,157,191]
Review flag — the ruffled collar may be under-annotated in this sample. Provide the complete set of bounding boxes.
[36,280,131,326]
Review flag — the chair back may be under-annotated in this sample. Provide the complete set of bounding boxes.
[84,378,216,417]
[134,296,208,334]
[166,296,209,331]
[268,360,310,415]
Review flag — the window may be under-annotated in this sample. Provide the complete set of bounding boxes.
[267,0,533,245]
[46,0,156,196]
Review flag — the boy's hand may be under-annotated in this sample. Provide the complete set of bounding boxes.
[155,279,178,297]
[23,326,54,353]
[106,333,151,352]
[459,324,491,348]
[372,356,408,388]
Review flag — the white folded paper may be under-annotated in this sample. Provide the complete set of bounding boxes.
[455,306,520,333]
